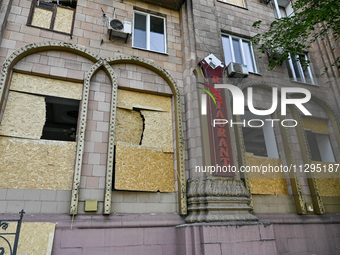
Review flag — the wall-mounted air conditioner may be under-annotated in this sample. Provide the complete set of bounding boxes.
[108,18,131,43]
[227,62,249,78]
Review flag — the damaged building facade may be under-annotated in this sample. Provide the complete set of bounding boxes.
[0,0,339,254]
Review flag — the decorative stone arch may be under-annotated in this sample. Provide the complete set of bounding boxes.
[290,91,340,214]
[0,41,99,115]
[103,55,187,215]
[0,41,106,216]
[235,81,306,214]
[69,59,117,215]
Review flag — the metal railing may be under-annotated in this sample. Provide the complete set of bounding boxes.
[0,210,25,255]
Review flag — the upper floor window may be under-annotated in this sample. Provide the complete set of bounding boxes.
[273,0,293,18]
[288,54,315,84]
[222,34,257,73]
[218,0,246,8]
[133,11,167,54]
[27,0,77,35]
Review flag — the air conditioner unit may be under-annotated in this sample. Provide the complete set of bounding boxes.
[108,18,131,43]
[227,62,249,78]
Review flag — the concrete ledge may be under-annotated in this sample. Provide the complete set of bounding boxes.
[255,213,340,224]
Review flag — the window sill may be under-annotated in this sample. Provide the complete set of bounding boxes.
[27,24,73,37]
[216,0,248,10]
[132,46,168,55]
[290,80,318,87]
[249,72,262,76]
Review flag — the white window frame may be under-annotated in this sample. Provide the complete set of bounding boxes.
[273,0,294,18]
[289,54,315,84]
[218,0,246,8]
[272,1,315,85]
[132,10,167,54]
[242,111,279,159]
[222,34,258,73]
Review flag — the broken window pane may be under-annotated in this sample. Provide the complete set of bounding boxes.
[41,96,80,141]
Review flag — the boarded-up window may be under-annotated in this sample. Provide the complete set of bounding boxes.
[28,0,76,34]
[114,89,175,192]
[0,73,82,190]
[218,0,245,8]
[303,118,336,162]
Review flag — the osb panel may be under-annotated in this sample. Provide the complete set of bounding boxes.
[141,110,173,152]
[115,143,175,192]
[31,7,52,29]
[302,117,329,134]
[312,161,340,196]
[0,222,55,255]
[222,0,244,7]
[54,7,74,34]
[316,179,340,197]
[0,137,76,190]
[0,91,45,139]
[246,153,289,195]
[115,108,143,145]
[117,89,171,112]
[11,73,83,100]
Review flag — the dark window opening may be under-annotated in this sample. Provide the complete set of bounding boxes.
[44,0,77,9]
[242,126,268,157]
[305,130,322,161]
[41,96,80,141]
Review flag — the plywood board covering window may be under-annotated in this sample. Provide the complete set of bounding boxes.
[31,7,53,29]
[246,153,288,195]
[140,110,173,152]
[115,144,175,192]
[114,89,175,192]
[115,108,144,145]
[0,137,76,190]
[0,222,55,255]
[302,117,329,134]
[218,0,245,8]
[0,91,46,139]
[11,73,83,100]
[0,73,81,190]
[54,6,74,34]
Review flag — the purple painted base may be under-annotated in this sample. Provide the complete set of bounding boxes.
[5,213,339,255]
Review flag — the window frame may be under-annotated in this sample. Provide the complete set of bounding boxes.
[273,0,294,18]
[132,10,167,54]
[288,53,315,85]
[27,0,77,36]
[217,0,247,8]
[222,34,258,74]
[242,110,280,158]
